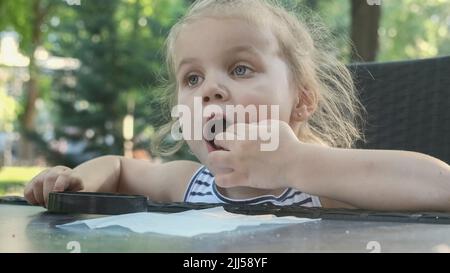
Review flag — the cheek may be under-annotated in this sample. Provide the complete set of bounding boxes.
[173,93,195,143]
[176,93,207,162]
[177,91,188,106]
[234,83,293,123]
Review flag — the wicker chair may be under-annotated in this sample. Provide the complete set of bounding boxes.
[349,56,450,164]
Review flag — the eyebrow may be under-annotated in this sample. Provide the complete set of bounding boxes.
[177,58,199,73]
[176,45,261,73]
[225,45,261,56]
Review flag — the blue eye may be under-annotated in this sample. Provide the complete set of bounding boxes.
[187,75,200,87]
[233,65,251,77]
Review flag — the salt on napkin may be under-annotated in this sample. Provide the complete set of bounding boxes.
[57,207,319,237]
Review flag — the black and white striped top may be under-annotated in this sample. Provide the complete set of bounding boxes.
[184,165,322,207]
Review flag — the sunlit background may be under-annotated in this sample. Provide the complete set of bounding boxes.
[0,0,449,196]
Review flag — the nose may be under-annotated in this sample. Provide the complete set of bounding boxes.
[201,78,229,104]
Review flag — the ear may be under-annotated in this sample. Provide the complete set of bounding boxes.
[290,86,317,122]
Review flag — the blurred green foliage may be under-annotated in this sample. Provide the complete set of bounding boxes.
[0,89,18,132]
[0,167,45,195]
[378,0,450,61]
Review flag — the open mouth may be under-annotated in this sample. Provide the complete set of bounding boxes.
[204,117,229,152]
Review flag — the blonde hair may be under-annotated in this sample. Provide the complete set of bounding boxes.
[152,0,365,156]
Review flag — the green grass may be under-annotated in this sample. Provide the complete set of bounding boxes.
[0,167,45,196]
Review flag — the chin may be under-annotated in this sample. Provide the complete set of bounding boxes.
[186,140,208,165]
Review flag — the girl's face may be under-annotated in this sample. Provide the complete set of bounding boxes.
[174,17,298,165]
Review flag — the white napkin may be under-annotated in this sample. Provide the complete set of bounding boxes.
[57,207,320,237]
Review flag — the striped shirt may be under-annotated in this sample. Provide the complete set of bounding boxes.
[184,165,322,207]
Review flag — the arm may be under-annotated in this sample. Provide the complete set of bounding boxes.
[73,155,121,193]
[287,144,450,211]
[117,158,201,202]
[24,155,201,206]
[75,155,201,201]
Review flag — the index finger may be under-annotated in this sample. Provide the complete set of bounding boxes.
[214,131,236,151]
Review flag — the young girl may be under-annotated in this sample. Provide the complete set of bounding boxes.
[24,0,450,211]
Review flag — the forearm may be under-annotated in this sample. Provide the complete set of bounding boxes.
[73,155,122,193]
[288,144,450,211]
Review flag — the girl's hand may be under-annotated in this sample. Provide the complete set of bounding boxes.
[24,166,84,207]
[207,120,302,190]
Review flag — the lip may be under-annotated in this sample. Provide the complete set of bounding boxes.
[205,139,221,153]
[203,112,230,153]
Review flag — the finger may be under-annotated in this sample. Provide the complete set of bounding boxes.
[25,167,69,206]
[32,182,45,206]
[42,168,69,206]
[43,169,67,197]
[24,186,38,205]
[208,165,234,179]
[28,168,50,185]
[207,150,234,169]
[52,173,70,192]
[43,178,58,208]
[32,166,68,190]
[228,123,261,142]
[24,168,50,197]
[256,119,282,134]
[215,171,246,188]
[66,173,83,191]
[53,170,83,192]
[225,123,246,136]
[207,150,235,177]
[214,132,236,150]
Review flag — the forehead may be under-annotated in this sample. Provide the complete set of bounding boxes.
[174,17,280,65]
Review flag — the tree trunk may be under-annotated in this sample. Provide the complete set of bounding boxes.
[350,0,381,62]
[19,0,51,164]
